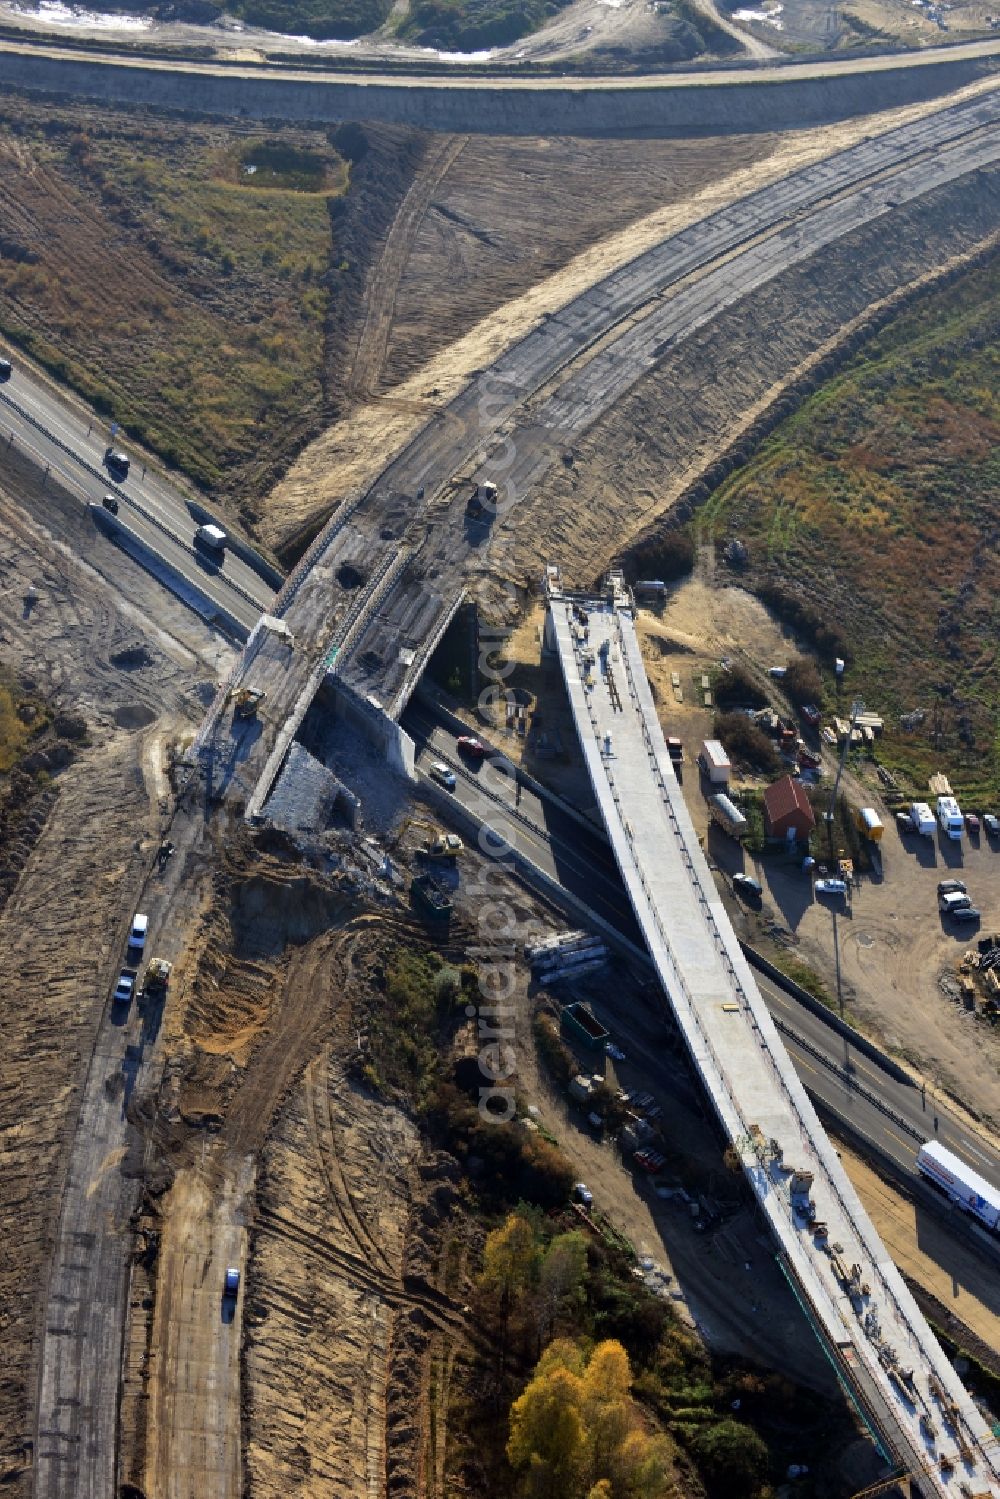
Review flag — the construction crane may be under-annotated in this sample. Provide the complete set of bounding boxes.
[825,697,863,859]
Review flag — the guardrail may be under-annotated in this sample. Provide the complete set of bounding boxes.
[557,599,989,1484]
[0,387,265,613]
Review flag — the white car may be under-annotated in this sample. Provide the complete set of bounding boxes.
[814,878,848,898]
[129,913,149,951]
[114,968,136,1004]
[429,762,456,790]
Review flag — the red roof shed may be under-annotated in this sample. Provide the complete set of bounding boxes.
[763,775,817,841]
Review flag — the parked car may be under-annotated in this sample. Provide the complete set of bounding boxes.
[937,879,967,896]
[965,812,981,834]
[429,762,456,790]
[951,906,981,924]
[896,811,915,833]
[939,892,972,914]
[605,1042,626,1062]
[634,1150,666,1174]
[984,814,1000,837]
[101,493,119,515]
[814,878,848,898]
[732,873,763,898]
[573,1182,593,1209]
[456,735,488,760]
[224,1266,241,1297]
[129,912,149,951]
[0,356,12,381]
[800,704,821,727]
[113,967,137,1004]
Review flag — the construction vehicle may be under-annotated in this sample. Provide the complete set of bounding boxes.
[399,818,464,860]
[465,481,498,520]
[411,873,453,922]
[142,958,172,995]
[233,688,265,720]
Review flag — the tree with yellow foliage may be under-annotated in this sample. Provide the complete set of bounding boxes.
[507,1338,674,1499]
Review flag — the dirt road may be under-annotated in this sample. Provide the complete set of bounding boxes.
[144,1160,253,1499]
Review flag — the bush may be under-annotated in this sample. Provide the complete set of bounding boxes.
[714,664,768,711]
[691,1418,769,1497]
[533,1012,576,1089]
[713,713,781,776]
[757,582,849,664]
[627,529,695,584]
[782,656,823,710]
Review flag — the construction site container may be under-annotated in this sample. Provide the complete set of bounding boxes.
[916,1141,1000,1231]
[709,793,747,838]
[910,802,936,837]
[855,808,884,842]
[568,1074,595,1104]
[560,1002,609,1053]
[698,739,731,785]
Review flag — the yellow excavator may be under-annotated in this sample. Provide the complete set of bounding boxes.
[398,818,464,860]
[232,687,265,720]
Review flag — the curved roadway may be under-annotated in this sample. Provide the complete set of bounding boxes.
[0,34,998,136]
[27,83,1000,1499]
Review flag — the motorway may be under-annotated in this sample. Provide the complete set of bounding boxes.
[0,379,273,634]
[1,31,1000,91]
[404,700,1000,1222]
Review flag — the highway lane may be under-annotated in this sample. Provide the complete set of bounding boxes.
[1,32,999,90]
[404,701,1000,1215]
[0,377,273,626]
[341,87,1000,709]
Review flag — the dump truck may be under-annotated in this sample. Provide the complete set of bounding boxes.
[560,1001,609,1054]
[233,688,265,720]
[916,1141,1000,1232]
[411,873,453,922]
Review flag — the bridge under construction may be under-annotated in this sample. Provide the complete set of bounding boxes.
[545,566,999,1499]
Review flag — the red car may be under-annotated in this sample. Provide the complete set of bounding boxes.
[457,736,488,760]
[965,812,980,834]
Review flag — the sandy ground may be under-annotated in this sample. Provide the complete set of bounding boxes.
[260,76,1000,551]
[143,1159,254,1499]
[632,571,1000,1128]
[0,459,226,1491]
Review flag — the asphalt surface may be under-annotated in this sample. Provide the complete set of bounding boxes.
[0,379,272,633]
[2,32,999,89]
[404,700,1000,1223]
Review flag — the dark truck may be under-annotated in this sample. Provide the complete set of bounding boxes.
[411,873,453,923]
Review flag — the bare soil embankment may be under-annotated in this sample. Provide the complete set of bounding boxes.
[260,78,1000,553]
[0,464,221,1492]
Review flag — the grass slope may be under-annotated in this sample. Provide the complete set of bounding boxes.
[696,256,1000,803]
[0,106,344,497]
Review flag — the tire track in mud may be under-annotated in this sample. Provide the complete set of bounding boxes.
[345,135,469,403]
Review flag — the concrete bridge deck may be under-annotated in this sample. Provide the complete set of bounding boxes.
[546,571,999,1499]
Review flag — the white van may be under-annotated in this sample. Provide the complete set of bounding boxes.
[195,523,227,552]
[939,891,971,915]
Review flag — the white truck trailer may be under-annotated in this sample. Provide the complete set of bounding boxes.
[909,801,936,837]
[916,1141,1000,1231]
[935,795,963,840]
